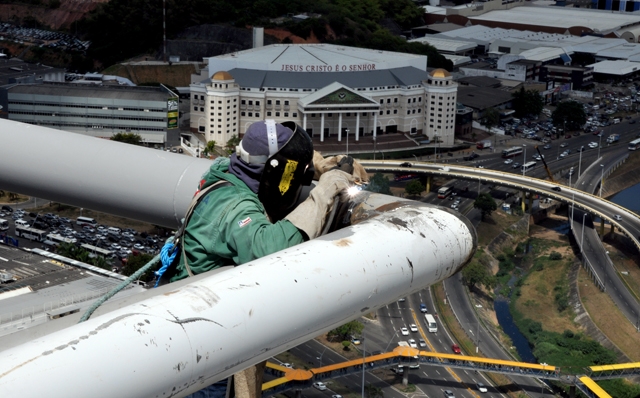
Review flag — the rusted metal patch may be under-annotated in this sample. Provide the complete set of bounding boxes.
[334,238,352,247]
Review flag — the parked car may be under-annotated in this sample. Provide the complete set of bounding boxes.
[1,205,13,213]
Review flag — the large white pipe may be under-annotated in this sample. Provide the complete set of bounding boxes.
[0,119,211,228]
[0,194,476,398]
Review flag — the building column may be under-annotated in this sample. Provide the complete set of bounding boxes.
[373,113,378,138]
[426,175,431,194]
[320,113,325,142]
[402,367,409,386]
[356,112,360,141]
[303,114,307,132]
[338,113,343,141]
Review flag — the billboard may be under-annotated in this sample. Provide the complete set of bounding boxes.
[167,97,178,129]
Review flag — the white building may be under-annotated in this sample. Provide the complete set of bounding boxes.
[189,44,458,147]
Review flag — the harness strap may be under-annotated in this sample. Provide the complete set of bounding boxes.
[176,180,231,277]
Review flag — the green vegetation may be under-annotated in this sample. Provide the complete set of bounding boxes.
[73,0,451,70]
[225,135,241,155]
[404,179,424,196]
[56,242,111,270]
[511,87,544,119]
[473,192,497,220]
[551,100,586,132]
[365,173,392,195]
[461,249,496,290]
[111,132,143,145]
[327,319,364,342]
[121,252,158,282]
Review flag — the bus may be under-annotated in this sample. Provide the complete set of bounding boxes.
[628,138,640,151]
[47,233,77,244]
[15,225,47,242]
[0,218,8,231]
[424,314,438,333]
[521,161,537,173]
[80,244,115,259]
[502,146,523,158]
[76,216,97,227]
[437,186,454,199]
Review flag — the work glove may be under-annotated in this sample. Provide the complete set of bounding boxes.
[285,169,356,240]
[313,151,369,184]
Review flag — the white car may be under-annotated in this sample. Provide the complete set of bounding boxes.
[410,324,418,332]
[614,214,622,221]
[588,142,598,149]
[401,327,409,336]
[419,339,427,348]
[477,382,488,393]
[313,382,327,391]
[504,159,513,164]
[408,339,417,348]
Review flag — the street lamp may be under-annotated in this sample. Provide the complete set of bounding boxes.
[578,146,584,178]
[373,136,376,160]
[598,133,602,159]
[412,154,418,162]
[599,164,605,197]
[345,129,350,156]
[361,328,366,398]
[581,212,588,254]
[316,347,328,367]
[522,144,527,176]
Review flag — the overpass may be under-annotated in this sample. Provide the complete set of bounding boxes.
[359,160,640,253]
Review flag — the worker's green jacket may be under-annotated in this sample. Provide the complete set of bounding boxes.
[171,158,304,282]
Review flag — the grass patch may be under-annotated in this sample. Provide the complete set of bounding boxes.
[475,211,522,247]
[578,267,640,361]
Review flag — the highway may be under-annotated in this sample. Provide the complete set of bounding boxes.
[281,125,640,398]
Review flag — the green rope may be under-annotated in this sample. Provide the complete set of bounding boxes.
[78,251,162,323]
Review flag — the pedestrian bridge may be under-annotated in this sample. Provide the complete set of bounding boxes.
[262,346,640,398]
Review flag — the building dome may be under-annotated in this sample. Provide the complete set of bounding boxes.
[430,69,451,78]
[211,71,234,81]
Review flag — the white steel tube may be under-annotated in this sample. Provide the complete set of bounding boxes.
[0,119,211,229]
[0,198,476,398]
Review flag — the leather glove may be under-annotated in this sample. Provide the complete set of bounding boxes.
[313,151,369,184]
[285,169,356,240]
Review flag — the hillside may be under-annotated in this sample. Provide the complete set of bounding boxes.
[0,0,105,31]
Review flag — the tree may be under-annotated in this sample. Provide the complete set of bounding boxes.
[481,107,500,146]
[203,140,217,157]
[111,132,143,145]
[225,135,241,155]
[404,179,424,197]
[551,101,586,132]
[327,320,364,342]
[365,172,392,195]
[473,192,497,220]
[461,261,495,290]
[512,87,544,119]
[121,253,157,282]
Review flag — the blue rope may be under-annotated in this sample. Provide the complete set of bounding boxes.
[78,236,176,323]
[155,239,179,287]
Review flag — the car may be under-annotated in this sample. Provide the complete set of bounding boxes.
[401,327,409,336]
[451,203,459,209]
[573,131,581,136]
[171,148,178,153]
[410,324,418,332]
[578,146,585,152]
[630,120,636,124]
[391,367,404,374]
[133,243,145,250]
[398,297,406,302]
[1,205,13,213]
[560,142,568,148]
[504,159,513,165]
[408,339,417,348]
[559,152,568,159]
[399,162,412,167]
[443,389,456,398]
[332,395,343,398]
[451,344,461,354]
[477,382,488,393]
[463,152,479,161]
[111,243,121,250]
[351,337,361,345]
[552,186,562,192]
[543,144,551,150]
[313,382,327,391]
[614,214,622,221]
[565,134,572,139]
[588,142,598,149]
[420,303,428,313]
[83,226,95,233]
[281,363,293,368]
[419,339,427,348]
[512,162,520,169]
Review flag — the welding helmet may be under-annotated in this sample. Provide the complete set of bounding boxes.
[236,120,314,220]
